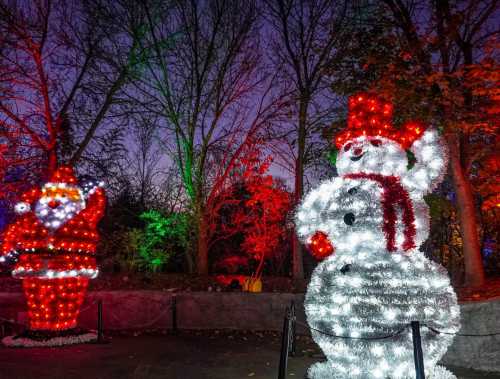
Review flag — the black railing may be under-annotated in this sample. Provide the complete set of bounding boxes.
[97,299,105,343]
[411,321,425,379]
[277,306,293,379]
[277,300,500,379]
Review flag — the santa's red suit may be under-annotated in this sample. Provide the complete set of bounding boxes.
[0,166,105,331]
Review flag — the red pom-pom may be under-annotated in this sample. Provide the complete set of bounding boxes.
[306,231,335,260]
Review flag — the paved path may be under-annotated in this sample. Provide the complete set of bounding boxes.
[0,333,498,379]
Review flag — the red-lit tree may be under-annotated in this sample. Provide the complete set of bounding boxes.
[0,1,143,191]
[210,144,291,280]
[238,169,291,280]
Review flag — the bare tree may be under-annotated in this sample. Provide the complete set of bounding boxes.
[128,113,166,209]
[263,0,351,278]
[0,0,142,185]
[125,0,289,273]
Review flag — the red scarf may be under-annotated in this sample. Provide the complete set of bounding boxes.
[345,173,416,252]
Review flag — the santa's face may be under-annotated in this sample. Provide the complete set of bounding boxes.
[34,183,86,230]
[296,177,387,256]
[337,136,408,177]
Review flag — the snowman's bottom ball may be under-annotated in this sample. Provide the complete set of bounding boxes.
[306,361,457,379]
[304,252,460,379]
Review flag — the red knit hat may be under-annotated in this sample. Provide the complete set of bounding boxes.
[334,92,426,150]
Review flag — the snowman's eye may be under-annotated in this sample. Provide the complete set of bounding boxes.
[344,142,352,152]
[370,139,382,147]
[344,213,356,225]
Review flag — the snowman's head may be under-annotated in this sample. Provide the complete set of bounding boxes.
[336,136,408,177]
[296,177,388,257]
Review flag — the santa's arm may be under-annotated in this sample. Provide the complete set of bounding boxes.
[80,187,106,228]
[402,129,448,195]
[295,180,336,260]
[0,223,21,264]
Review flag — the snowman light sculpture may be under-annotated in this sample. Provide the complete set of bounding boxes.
[296,93,460,379]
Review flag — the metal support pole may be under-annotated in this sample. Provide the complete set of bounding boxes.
[97,299,104,343]
[411,321,425,379]
[289,301,297,357]
[278,307,291,379]
[172,295,178,335]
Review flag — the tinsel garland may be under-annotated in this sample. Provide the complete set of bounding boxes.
[2,330,97,348]
[345,173,416,252]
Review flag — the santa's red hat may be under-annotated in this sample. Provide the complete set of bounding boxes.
[48,165,79,185]
[334,92,426,150]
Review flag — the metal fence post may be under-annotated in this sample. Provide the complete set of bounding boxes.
[97,299,104,343]
[172,294,178,335]
[1,321,6,338]
[278,307,291,379]
[289,301,297,357]
[411,321,425,379]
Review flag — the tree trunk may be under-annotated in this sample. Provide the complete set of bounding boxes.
[446,132,485,287]
[184,249,195,274]
[291,99,308,280]
[197,212,209,275]
[47,148,58,176]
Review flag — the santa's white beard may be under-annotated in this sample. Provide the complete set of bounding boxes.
[304,249,460,379]
[35,197,85,230]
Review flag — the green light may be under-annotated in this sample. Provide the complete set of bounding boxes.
[133,210,190,272]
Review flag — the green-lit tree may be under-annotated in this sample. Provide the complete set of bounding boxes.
[126,0,287,273]
[133,210,189,272]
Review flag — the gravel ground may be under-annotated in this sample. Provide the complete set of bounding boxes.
[0,332,498,379]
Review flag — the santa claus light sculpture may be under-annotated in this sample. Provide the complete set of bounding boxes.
[1,166,105,346]
[296,93,460,378]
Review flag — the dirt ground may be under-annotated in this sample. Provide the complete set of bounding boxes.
[0,332,498,379]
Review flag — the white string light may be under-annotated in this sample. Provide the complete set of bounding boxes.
[296,128,460,379]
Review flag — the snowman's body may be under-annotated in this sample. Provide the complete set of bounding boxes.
[305,245,459,379]
[296,125,460,379]
[304,246,459,379]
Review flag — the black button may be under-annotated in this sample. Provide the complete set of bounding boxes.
[344,213,356,225]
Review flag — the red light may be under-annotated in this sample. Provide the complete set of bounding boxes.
[307,231,335,260]
[1,165,106,332]
[22,278,89,330]
[334,92,427,149]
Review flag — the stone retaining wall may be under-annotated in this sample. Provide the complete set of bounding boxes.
[0,291,498,372]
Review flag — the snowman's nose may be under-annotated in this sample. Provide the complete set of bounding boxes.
[48,200,60,209]
[353,147,363,156]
